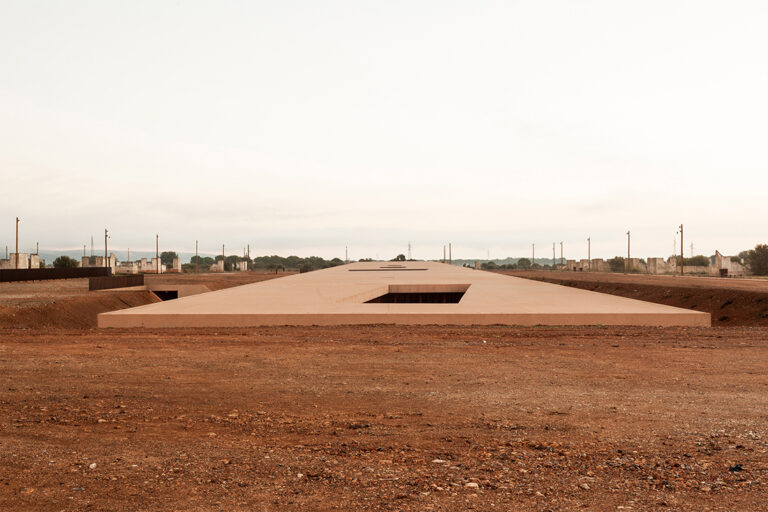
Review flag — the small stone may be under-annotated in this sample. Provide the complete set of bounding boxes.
[88,463,97,470]
[432,459,446,464]
[297,473,304,479]
[580,483,590,490]
[465,482,479,489]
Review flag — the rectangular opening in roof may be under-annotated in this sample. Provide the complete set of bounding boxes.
[349,268,428,272]
[365,284,469,304]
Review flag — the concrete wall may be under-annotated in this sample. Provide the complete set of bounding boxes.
[81,254,117,273]
[10,253,29,269]
[715,251,747,277]
[564,251,749,277]
[151,258,165,273]
[236,261,248,272]
[589,259,612,272]
[116,263,139,274]
[627,258,647,272]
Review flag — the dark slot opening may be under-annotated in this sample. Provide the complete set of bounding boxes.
[153,290,179,301]
[365,291,465,304]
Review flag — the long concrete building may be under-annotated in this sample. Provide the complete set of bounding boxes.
[99,261,709,328]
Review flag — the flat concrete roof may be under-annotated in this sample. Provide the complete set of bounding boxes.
[98,262,710,328]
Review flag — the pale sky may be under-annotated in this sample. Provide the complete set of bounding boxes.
[1,1,766,261]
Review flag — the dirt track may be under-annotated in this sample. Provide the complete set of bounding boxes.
[500,270,768,327]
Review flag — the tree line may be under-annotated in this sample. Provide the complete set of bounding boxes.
[46,244,768,276]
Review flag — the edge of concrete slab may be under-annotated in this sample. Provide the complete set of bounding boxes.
[98,311,711,328]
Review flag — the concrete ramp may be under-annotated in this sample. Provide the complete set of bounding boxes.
[98,262,710,328]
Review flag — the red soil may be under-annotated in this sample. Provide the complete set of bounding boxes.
[498,270,768,326]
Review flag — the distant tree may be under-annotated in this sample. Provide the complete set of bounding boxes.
[481,261,499,270]
[392,254,406,261]
[160,251,178,266]
[607,256,625,272]
[738,250,751,263]
[190,255,214,266]
[683,255,710,267]
[358,258,374,262]
[745,244,768,276]
[516,257,532,269]
[53,255,78,268]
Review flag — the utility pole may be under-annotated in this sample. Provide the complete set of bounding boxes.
[443,245,446,263]
[15,217,19,269]
[36,242,38,255]
[690,242,694,258]
[552,243,556,270]
[449,243,452,265]
[195,240,199,274]
[222,244,225,271]
[91,235,94,258]
[345,246,348,264]
[587,237,591,271]
[407,242,411,260]
[83,244,86,258]
[156,234,159,274]
[626,231,631,274]
[560,241,564,267]
[532,243,535,269]
[104,228,108,268]
[679,224,684,276]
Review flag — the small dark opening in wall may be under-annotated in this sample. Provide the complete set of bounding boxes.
[366,291,465,303]
[154,290,179,301]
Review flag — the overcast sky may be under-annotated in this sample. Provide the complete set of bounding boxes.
[1,1,766,261]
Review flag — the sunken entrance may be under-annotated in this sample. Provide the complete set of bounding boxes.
[365,284,469,304]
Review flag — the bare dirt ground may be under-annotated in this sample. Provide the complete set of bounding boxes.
[500,270,768,327]
[1,272,767,510]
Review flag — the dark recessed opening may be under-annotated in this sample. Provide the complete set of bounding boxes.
[153,290,179,301]
[349,268,428,272]
[366,291,465,303]
[364,284,469,304]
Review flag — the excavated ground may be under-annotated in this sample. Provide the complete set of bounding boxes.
[499,270,768,327]
[0,272,291,328]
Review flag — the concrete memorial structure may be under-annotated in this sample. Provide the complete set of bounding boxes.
[99,261,709,328]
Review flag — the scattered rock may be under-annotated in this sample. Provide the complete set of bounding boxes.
[579,483,590,490]
[465,482,479,489]
[431,459,446,464]
[88,463,97,470]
